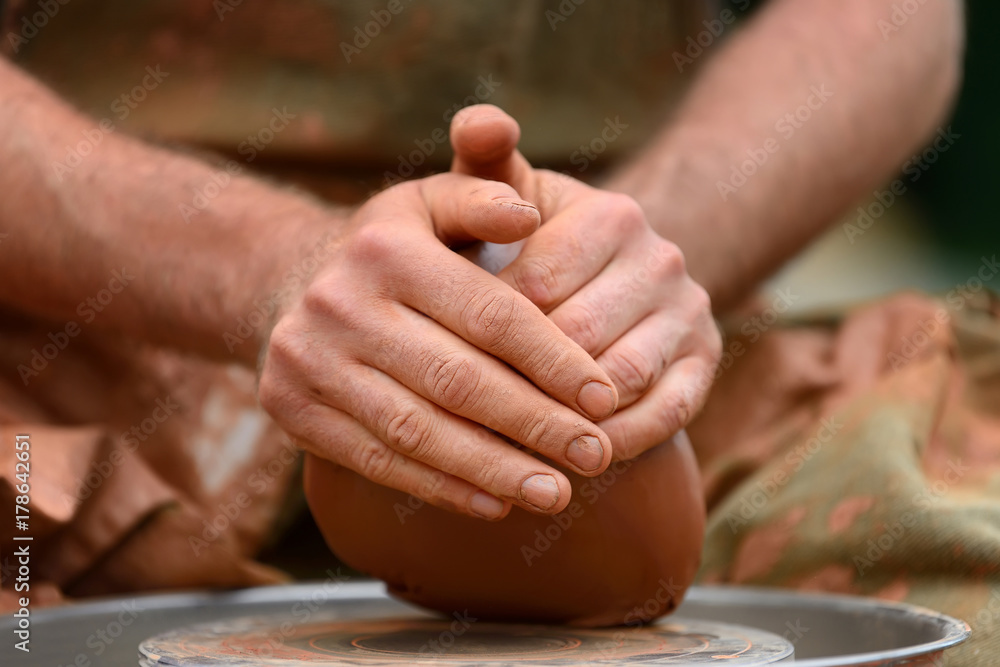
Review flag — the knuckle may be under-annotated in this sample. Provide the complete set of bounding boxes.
[257,375,299,420]
[607,423,640,462]
[463,287,521,349]
[424,354,482,411]
[654,387,695,440]
[346,220,402,265]
[416,469,448,500]
[665,391,694,433]
[605,347,659,398]
[474,451,508,491]
[649,239,686,278]
[605,193,646,231]
[353,439,397,482]
[518,408,558,452]
[384,403,434,458]
[560,302,606,354]
[301,278,353,323]
[265,318,308,370]
[513,258,560,308]
[689,282,713,316]
[529,340,573,388]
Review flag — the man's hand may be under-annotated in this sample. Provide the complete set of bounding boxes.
[451,106,722,461]
[258,173,622,521]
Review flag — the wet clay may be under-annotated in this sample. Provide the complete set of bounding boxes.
[305,432,705,627]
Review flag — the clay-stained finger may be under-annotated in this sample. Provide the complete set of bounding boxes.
[598,355,717,462]
[319,363,575,515]
[282,399,515,521]
[378,226,619,423]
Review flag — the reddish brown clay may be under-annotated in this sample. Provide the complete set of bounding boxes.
[305,432,705,626]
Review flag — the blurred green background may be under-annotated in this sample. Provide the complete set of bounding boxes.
[913,0,998,259]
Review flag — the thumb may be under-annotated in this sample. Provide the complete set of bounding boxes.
[450,104,537,200]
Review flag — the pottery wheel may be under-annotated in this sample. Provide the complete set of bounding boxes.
[138,613,794,665]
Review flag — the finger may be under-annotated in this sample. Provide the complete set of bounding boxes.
[321,360,577,514]
[277,396,513,520]
[542,231,688,359]
[599,355,716,462]
[372,222,619,422]
[495,193,674,318]
[384,173,540,245]
[450,104,536,197]
[493,202,614,312]
[367,303,613,477]
[594,312,688,410]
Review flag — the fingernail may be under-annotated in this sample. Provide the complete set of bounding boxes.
[470,491,505,520]
[519,474,559,511]
[577,381,616,420]
[566,435,604,473]
[492,196,537,211]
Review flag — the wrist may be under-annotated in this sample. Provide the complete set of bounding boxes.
[603,128,745,309]
[231,211,346,368]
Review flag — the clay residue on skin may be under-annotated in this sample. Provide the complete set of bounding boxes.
[827,495,876,534]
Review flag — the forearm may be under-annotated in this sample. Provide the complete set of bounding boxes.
[0,58,339,365]
[606,0,964,311]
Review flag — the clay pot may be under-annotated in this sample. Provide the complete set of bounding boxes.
[305,432,705,627]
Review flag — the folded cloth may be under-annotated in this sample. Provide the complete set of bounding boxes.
[0,309,295,607]
[689,290,1000,665]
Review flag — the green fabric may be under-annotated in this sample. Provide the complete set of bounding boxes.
[692,291,1000,665]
